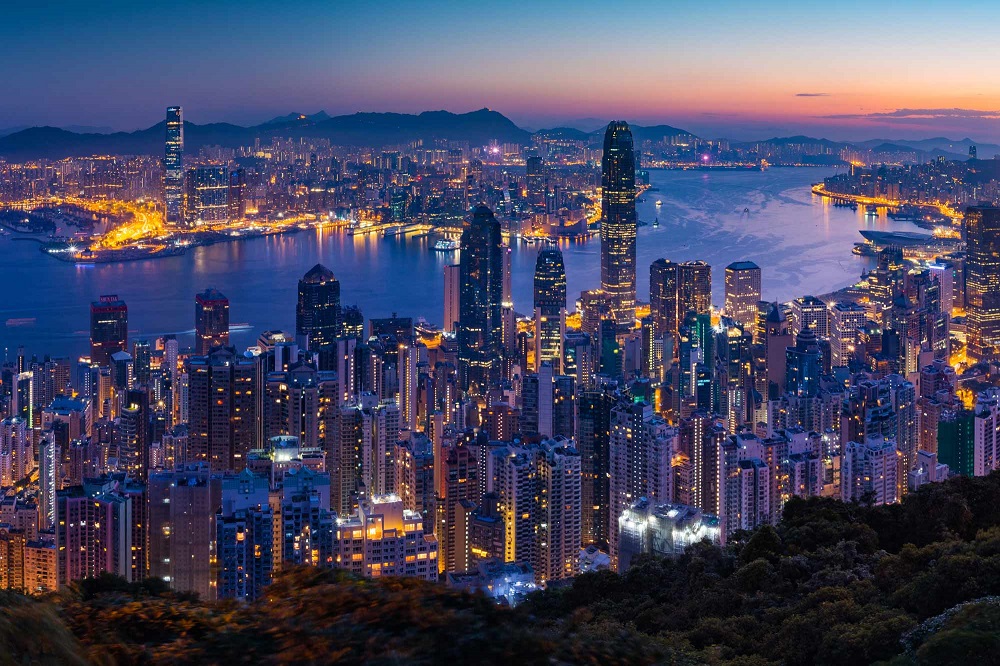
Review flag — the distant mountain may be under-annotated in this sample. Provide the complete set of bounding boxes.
[262,111,331,125]
[0,108,533,160]
[860,136,1000,158]
[735,135,848,149]
[534,123,695,146]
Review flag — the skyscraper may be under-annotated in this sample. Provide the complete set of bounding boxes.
[533,247,567,373]
[965,207,1000,362]
[724,261,761,330]
[195,288,230,355]
[164,106,184,225]
[184,165,229,226]
[600,121,637,328]
[650,259,679,338]
[296,264,342,352]
[90,295,128,366]
[185,347,258,472]
[443,264,461,334]
[678,260,712,318]
[458,206,504,393]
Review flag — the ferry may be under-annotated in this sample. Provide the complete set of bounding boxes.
[433,238,460,252]
[5,318,36,327]
[655,200,663,207]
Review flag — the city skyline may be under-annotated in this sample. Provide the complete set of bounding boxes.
[5,2,1000,141]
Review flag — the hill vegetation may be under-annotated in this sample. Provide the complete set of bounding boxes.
[5,473,1000,664]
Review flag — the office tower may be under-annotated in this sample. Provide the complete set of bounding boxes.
[842,435,899,505]
[716,318,753,431]
[227,167,246,220]
[333,495,438,580]
[296,264,342,352]
[650,259,679,339]
[764,303,793,395]
[533,247,568,373]
[458,206,504,393]
[185,347,258,472]
[608,401,675,567]
[937,407,975,477]
[575,385,615,550]
[443,264,461,333]
[369,316,414,343]
[132,339,151,386]
[678,260,712,317]
[147,463,216,599]
[90,295,128,366]
[183,165,229,226]
[830,301,867,367]
[525,155,546,207]
[600,121,637,327]
[965,207,1000,362]
[342,306,364,339]
[791,295,830,338]
[195,288,230,354]
[164,106,184,225]
[785,327,823,397]
[724,261,761,330]
[617,499,721,571]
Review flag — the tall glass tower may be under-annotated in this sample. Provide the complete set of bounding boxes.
[296,264,343,351]
[164,106,184,226]
[458,205,504,393]
[533,246,567,373]
[600,121,637,328]
[965,206,1000,362]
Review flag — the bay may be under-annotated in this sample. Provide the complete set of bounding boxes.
[0,167,925,359]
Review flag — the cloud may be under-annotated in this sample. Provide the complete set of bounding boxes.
[796,93,830,97]
[823,107,1000,120]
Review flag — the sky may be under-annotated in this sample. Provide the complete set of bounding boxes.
[4,0,1000,141]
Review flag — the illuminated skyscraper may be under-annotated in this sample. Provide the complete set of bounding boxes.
[458,206,503,393]
[443,264,461,334]
[90,295,128,367]
[600,122,637,327]
[184,165,229,226]
[650,259,679,338]
[195,288,230,355]
[678,260,712,318]
[185,347,258,472]
[296,264,342,352]
[965,207,1000,362]
[724,261,761,330]
[533,247,567,373]
[164,106,184,225]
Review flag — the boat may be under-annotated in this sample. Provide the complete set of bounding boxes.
[655,200,663,206]
[433,238,460,252]
[652,217,659,228]
[5,318,35,327]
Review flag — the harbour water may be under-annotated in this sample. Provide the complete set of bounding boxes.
[0,167,927,358]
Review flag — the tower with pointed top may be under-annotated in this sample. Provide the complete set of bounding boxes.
[600,121,637,328]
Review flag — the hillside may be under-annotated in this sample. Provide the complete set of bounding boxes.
[0,109,533,160]
[4,472,1000,664]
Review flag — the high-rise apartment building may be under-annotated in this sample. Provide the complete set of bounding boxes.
[185,347,258,472]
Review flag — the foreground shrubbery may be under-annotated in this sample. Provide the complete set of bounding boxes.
[6,473,1000,664]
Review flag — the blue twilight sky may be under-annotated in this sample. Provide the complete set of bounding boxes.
[4,0,1000,140]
